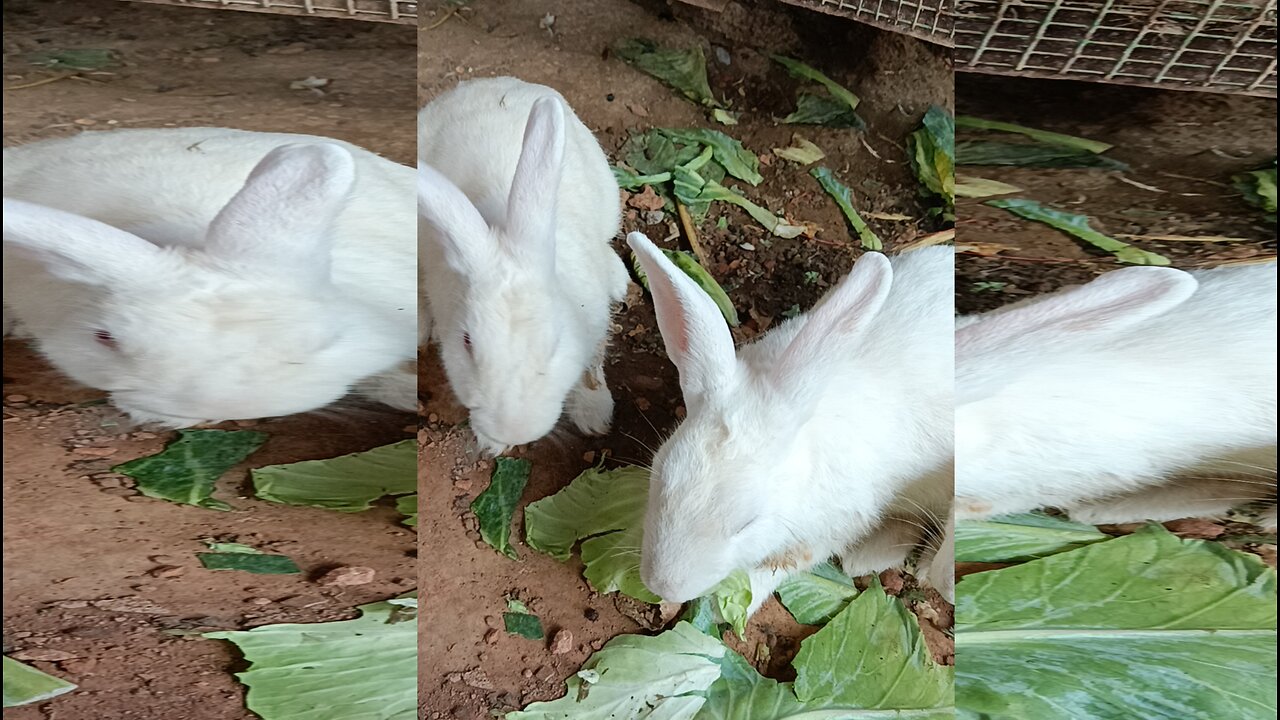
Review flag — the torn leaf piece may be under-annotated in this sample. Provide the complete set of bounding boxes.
[957,140,1128,170]
[252,440,415,512]
[956,116,1113,153]
[772,135,825,165]
[205,598,417,720]
[471,457,532,559]
[776,561,858,626]
[956,513,1107,563]
[1234,161,1278,222]
[908,106,956,221]
[112,429,268,510]
[613,38,720,108]
[504,598,545,640]
[987,199,1170,265]
[197,541,301,575]
[811,167,882,250]
[771,55,863,129]
[633,248,740,327]
[3,657,76,708]
[954,174,1020,198]
[396,494,417,528]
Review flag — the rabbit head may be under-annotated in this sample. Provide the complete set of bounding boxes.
[417,97,592,453]
[628,231,894,603]
[3,144,404,426]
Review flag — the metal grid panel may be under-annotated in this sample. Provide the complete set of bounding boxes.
[121,0,417,24]
[954,0,1278,97]
[776,0,956,46]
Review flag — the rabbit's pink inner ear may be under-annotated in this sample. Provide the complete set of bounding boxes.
[628,232,735,398]
[2,198,165,286]
[503,96,566,265]
[205,143,354,282]
[774,252,893,390]
[959,266,1198,359]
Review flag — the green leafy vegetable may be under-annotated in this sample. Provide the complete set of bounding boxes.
[395,494,417,528]
[712,109,740,126]
[712,570,753,639]
[658,129,763,186]
[772,136,825,165]
[956,140,1129,170]
[776,562,858,625]
[112,429,268,510]
[956,525,1278,719]
[954,174,1021,198]
[503,598,545,640]
[28,49,116,71]
[771,55,863,129]
[1234,161,1278,222]
[988,199,1170,265]
[205,598,417,720]
[908,106,956,221]
[811,167,882,250]
[3,657,76,708]
[252,440,415,512]
[205,542,261,554]
[633,247,740,327]
[613,39,720,108]
[198,552,300,575]
[794,583,953,710]
[622,130,706,176]
[471,457,531,559]
[956,513,1107,563]
[956,116,1113,153]
[676,164,804,238]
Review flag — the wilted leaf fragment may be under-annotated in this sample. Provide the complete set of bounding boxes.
[252,440,415,512]
[658,129,763,186]
[471,457,531,559]
[957,140,1128,170]
[954,174,1021,198]
[988,199,1170,265]
[29,48,116,71]
[772,136,825,165]
[613,39,720,108]
[811,167,882,250]
[771,55,863,129]
[776,562,858,625]
[504,599,545,640]
[712,570,753,639]
[205,599,417,720]
[956,513,1107,563]
[198,552,301,575]
[1234,161,1278,222]
[633,248,740,327]
[908,106,956,221]
[112,429,268,510]
[956,116,1113,153]
[3,657,76,708]
[396,494,417,528]
[956,526,1278,720]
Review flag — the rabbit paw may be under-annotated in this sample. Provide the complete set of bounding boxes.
[568,366,614,436]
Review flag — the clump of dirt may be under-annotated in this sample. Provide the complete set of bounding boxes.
[419,0,953,716]
[3,3,415,718]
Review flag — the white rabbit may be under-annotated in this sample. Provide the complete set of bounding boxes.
[629,232,954,612]
[3,128,416,426]
[417,78,629,455]
[955,261,1277,523]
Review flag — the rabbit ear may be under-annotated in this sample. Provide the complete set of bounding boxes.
[205,143,354,283]
[772,252,893,401]
[957,266,1198,401]
[418,162,490,275]
[3,198,170,285]
[503,96,565,271]
[628,232,736,399]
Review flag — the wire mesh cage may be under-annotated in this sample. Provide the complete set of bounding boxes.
[953,0,1278,97]
[121,0,417,24]
[775,0,955,45]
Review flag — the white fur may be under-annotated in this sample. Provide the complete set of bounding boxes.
[3,128,416,425]
[630,233,954,611]
[418,78,628,455]
[956,262,1278,523]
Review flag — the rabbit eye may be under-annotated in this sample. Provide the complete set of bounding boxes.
[94,330,119,351]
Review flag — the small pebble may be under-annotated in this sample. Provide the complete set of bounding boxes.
[315,566,376,587]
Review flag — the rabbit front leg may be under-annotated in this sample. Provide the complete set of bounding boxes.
[838,518,922,579]
[359,361,418,412]
[566,340,614,436]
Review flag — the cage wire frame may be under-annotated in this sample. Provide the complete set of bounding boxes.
[953,0,1277,96]
[775,0,956,45]
[121,0,416,24]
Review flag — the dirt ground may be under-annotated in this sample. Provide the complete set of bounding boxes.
[954,73,1277,315]
[2,3,416,719]
[418,1,954,716]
